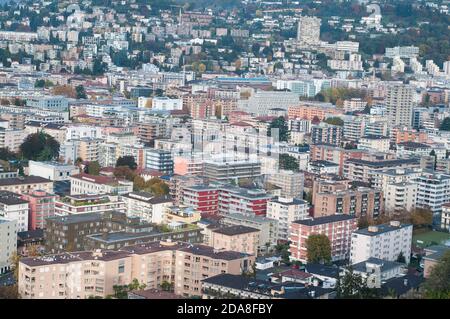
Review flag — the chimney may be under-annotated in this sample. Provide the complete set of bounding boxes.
[390,221,401,227]
[368,226,379,233]
[403,279,408,287]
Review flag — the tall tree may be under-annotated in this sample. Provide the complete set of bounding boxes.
[440,117,450,131]
[19,132,60,161]
[306,234,332,264]
[84,161,101,175]
[116,156,137,170]
[268,116,289,142]
[279,154,299,171]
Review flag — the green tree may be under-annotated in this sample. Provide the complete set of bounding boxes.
[84,161,101,175]
[306,234,332,264]
[336,267,379,299]
[268,116,289,142]
[75,85,87,99]
[324,117,344,126]
[35,79,45,88]
[19,132,60,161]
[116,155,137,170]
[279,154,299,171]
[421,250,450,299]
[440,117,450,131]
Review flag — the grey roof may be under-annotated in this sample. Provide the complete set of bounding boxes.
[423,245,450,262]
[346,158,419,168]
[0,191,28,205]
[293,214,355,226]
[212,225,259,236]
[0,176,52,186]
[354,223,412,236]
[270,197,307,206]
[46,213,103,225]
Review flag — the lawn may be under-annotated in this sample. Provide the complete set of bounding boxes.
[412,230,450,248]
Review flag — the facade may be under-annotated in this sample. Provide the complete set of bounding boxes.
[54,194,126,216]
[0,176,53,194]
[311,123,343,146]
[385,85,415,129]
[221,213,279,254]
[266,170,304,199]
[289,214,357,263]
[441,204,450,232]
[297,15,321,44]
[17,241,254,299]
[203,160,261,181]
[350,221,413,265]
[70,173,134,195]
[121,192,173,223]
[415,172,450,221]
[0,218,17,274]
[312,177,383,219]
[358,135,390,153]
[21,190,55,230]
[208,225,260,256]
[145,149,174,174]
[0,190,30,232]
[267,197,309,241]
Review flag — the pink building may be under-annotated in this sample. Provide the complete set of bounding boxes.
[289,214,357,263]
[21,190,56,230]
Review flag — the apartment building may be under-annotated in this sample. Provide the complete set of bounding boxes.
[266,170,304,199]
[0,190,30,232]
[311,123,343,146]
[350,221,413,264]
[0,127,27,152]
[21,190,55,230]
[289,214,357,263]
[18,241,254,299]
[145,149,174,175]
[309,144,365,176]
[441,204,450,232]
[312,177,383,219]
[344,158,420,183]
[416,172,450,223]
[208,225,259,256]
[221,213,279,253]
[385,84,415,129]
[358,135,390,153]
[121,192,173,223]
[0,176,53,194]
[267,197,309,241]
[0,218,17,274]
[70,173,133,195]
[288,104,342,121]
[163,206,202,225]
[28,161,79,181]
[54,194,126,216]
[203,160,261,181]
[77,138,103,162]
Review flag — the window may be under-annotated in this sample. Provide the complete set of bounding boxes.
[118,260,125,273]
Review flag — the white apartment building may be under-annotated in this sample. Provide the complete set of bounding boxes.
[0,128,27,152]
[358,135,390,153]
[121,192,173,224]
[441,204,450,232]
[297,15,321,44]
[350,221,413,265]
[239,90,299,115]
[0,218,17,274]
[0,191,29,232]
[384,183,417,214]
[70,174,133,196]
[151,97,183,111]
[416,172,450,220]
[385,84,415,129]
[28,161,79,181]
[266,197,309,241]
[65,125,103,141]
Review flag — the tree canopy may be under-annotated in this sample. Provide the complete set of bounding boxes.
[268,116,289,142]
[440,117,450,131]
[306,234,332,264]
[19,132,60,161]
[422,250,450,299]
[279,154,299,172]
[116,156,138,170]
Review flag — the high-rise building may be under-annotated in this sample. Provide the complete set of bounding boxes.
[297,16,321,44]
[0,218,17,274]
[385,85,415,128]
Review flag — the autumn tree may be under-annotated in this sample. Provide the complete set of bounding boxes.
[306,234,332,264]
[52,85,77,98]
[410,208,433,227]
